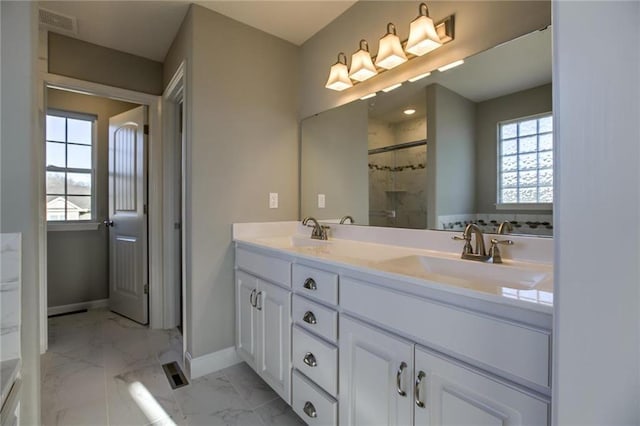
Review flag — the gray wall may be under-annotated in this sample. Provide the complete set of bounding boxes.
[553,1,640,424]
[299,1,551,118]
[475,84,552,214]
[426,84,475,228]
[164,5,299,359]
[1,2,40,423]
[301,101,369,223]
[46,88,138,307]
[48,33,164,95]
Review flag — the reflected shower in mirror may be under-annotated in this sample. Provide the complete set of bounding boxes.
[301,27,553,236]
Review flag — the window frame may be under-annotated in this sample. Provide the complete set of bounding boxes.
[45,108,99,230]
[495,111,553,210]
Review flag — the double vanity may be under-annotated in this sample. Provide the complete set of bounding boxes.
[234,221,553,425]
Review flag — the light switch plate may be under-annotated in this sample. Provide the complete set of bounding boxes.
[269,192,278,209]
[318,194,326,209]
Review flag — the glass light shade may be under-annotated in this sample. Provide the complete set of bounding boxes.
[325,53,353,91]
[405,15,442,56]
[375,24,407,70]
[349,40,377,82]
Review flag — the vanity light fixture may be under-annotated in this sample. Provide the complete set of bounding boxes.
[405,3,443,56]
[404,108,416,115]
[375,23,408,70]
[325,52,353,91]
[437,59,464,72]
[360,93,377,100]
[349,40,378,82]
[382,83,402,93]
[324,2,455,92]
[408,71,432,82]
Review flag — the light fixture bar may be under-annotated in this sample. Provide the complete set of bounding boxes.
[408,72,431,82]
[437,59,464,72]
[382,83,402,93]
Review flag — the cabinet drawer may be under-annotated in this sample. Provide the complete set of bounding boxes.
[340,277,551,389]
[236,247,291,286]
[292,264,338,305]
[293,295,338,344]
[292,370,338,426]
[293,326,338,397]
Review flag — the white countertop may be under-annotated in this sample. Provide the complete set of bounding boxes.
[233,222,554,315]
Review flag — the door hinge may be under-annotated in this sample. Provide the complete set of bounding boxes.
[174,222,181,230]
[143,204,148,215]
[144,124,149,135]
[144,284,149,294]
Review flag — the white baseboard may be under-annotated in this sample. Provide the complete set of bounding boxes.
[47,298,109,316]
[185,346,241,379]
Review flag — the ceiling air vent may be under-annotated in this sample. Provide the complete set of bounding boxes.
[38,8,78,35]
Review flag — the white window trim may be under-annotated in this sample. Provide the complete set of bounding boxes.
[46,109,98,227]
[47,221,101,232]
[496,111,553,208]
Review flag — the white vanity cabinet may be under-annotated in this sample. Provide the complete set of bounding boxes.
[235,248,292,403]
[234,241,552,426]
[339,316,549,426]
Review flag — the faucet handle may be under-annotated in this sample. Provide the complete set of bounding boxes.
[490,238,514,246]
[453,234,473,255]
[488,238,514,264]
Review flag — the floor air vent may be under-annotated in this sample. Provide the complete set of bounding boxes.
[162,362,189,390]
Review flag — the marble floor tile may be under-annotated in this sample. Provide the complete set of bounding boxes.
[42,309,294,426]
[255,398,305,426]
[223,362,279,409]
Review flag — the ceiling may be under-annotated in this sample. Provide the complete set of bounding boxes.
[369,27,552,124]
[39,1,356,62]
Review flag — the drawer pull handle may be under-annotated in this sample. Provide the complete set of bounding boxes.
[415,371,426,408]
[249,289,257,307]
[255,291,263,311]
[303,278,317,291]
[396,361,407,396]
[303,311,317,325]
[303,401,317,418]
[303,352,318,367]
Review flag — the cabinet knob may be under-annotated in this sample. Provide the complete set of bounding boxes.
[303,352,318,367]
[303,401,317,418]
[415,371,426,408]
[303,278,317,291]
[396,361,407,397]
[303,311,317,325]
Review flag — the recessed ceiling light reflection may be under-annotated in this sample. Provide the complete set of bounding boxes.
[404,108,416,115]
[437,59,464,72]
[360,93,377,100]
[408,72,431,82]
[381,83,402,93]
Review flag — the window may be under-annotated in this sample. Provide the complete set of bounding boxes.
[46,110,96,221]
[497,113,553,206]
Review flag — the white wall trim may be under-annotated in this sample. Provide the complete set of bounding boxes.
[47,298,109,316]
[39,72,165,352]
[185,347,241,379]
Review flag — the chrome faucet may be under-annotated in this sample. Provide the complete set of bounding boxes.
[497,221,513,235]
[339,215,354,224]
[302,217,329,240]
[453,223,513,264]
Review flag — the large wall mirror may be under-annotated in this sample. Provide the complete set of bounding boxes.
[301,27,552,237]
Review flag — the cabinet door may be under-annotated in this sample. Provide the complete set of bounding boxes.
[414,346,549,426]
[339,316,414,426]
[236,270,258,369]
[257,279,292,404]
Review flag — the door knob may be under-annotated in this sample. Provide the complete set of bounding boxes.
[103,220,114,227]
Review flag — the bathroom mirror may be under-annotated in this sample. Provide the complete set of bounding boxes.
[301,27,552,236]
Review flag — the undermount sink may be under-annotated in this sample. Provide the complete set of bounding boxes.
[253,235,330,248]
[376,254,552,290]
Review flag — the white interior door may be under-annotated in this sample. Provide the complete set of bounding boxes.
[108,106,148,324]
